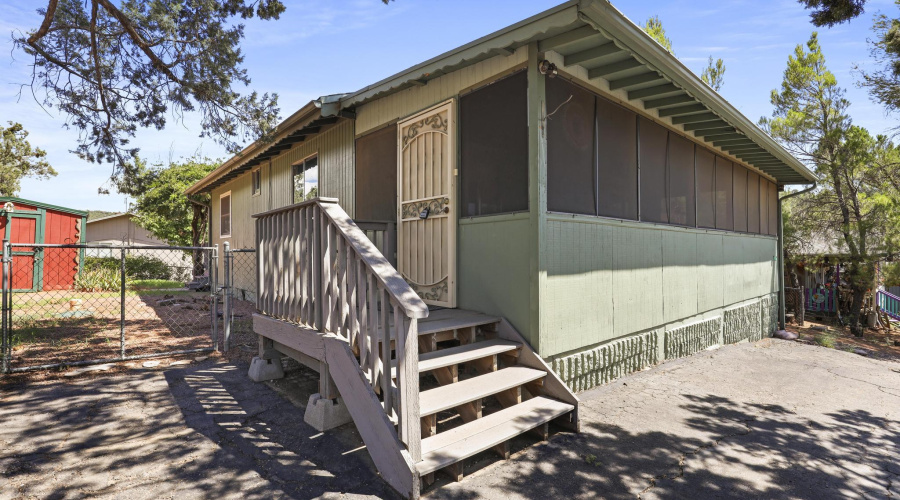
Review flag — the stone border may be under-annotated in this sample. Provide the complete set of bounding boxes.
[551,330,658,392]
[664,317,721,360]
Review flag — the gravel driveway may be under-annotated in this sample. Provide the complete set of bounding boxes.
[2,339,899,499]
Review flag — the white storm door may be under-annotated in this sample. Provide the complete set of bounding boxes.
[397,100,456,308]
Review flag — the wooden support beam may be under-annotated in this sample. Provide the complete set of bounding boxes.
[445,461,464,482]
[692,126,734,136]
[563,42,622,66]
[672,112,719,125]
[539,26,601,51]
[683,119,728,131]
[587,58,643,78]
[701,132,744,141]
[644,93,694,109]
[421,414,436,439]
[608,72,665,90]
[629,83,680,100]
[657,103,707,117]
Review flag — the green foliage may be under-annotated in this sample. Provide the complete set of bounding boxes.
[116,157,216,247]
[128,279,184,290]
[75,266,120,292]
[701,56,726,92]
[763,32,900,335]
[0,122,57,196]
[642,16,674,54]
[84,255,173,280]
[13,0,286,173]
[858,8,900,117]
[87,210,120,221]
[883,262,900,286]
[799,0,866,27]
[815,333,837,348]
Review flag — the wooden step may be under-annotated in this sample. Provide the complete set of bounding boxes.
[419,367,546,417]
[391,339,520,377]
[415,396,574,476]
[418,309,500,336]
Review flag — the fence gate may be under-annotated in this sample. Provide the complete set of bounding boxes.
[222,244,257,353]
[0,242,221,374]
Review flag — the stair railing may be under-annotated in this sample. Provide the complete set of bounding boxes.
[254,197,428,461]
[876,289,900,321]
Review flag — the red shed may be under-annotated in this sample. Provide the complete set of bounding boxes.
[0,197,87,291]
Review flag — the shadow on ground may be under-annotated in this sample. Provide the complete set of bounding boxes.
[431,372,900,499]
[0,361,398,499]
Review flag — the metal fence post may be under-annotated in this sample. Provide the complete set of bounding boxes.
[210,245,219,351]
[223,242,231,353]
[119,246,126,359]
[1,239,8,374]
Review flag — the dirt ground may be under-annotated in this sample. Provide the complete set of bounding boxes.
[785,316,900,362]
[2,339,898,499]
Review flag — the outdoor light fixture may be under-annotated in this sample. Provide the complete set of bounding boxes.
[539,59,558,78]
[3,202,14,213]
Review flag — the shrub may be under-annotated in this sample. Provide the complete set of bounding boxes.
[815,334,836,349]
[83,255,173,280]
[75,267,120,292]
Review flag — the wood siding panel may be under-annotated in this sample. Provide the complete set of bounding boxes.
[458,215,531,343]
[540,216,777,357]
[355,48,527,135]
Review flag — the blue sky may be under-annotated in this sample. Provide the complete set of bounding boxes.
[0,0,896,212]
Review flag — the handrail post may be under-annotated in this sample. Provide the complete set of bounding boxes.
[223,241,231,352]
[314,205,324,332]
[395,308,421,462]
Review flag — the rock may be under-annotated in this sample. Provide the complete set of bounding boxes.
[854,348,869,356]
[774,330,799,340]
[811,326,828,332]
[83,363,113,372]
[157,298,183,307]
[142,360,161,368]
[194,356,208,362]
[169,359,191,366]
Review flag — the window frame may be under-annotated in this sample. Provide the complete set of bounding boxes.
[219,190,232,239]
[292,153,319,204]
[251,167,261,197]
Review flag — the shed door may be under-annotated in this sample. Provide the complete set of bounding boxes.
[397,100,456,308]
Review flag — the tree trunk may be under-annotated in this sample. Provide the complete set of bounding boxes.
[191,203,207,277]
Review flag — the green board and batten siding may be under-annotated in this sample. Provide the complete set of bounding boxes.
[540,216,777,358]
[210,119,356,251]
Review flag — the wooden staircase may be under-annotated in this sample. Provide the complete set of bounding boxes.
[251,198,578,499]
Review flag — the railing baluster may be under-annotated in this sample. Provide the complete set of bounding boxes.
[347,245,358,348]
[338,236,348,339]
[368,271,378,386]
[357,257,368,373]
[380,286,392,416]
[299,206,308,324]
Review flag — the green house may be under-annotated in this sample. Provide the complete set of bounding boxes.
[186,1,815,496]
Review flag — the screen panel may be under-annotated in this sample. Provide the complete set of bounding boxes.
[356,126,398,221]
[668,133,695,227]
[460,71,529,217]
[733,164,748,232]
[597,96,638,220]
[547,77,596,215]
[639,118,669,223]
[759,177,769,235]
[747,170,760,233]
[715,157,733,231]
[768,180,778,236]
[696,148,716,228]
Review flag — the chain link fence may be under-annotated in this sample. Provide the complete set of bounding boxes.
[1,243,219,373]
[222,244,256,354]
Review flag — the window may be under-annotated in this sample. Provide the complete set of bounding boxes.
[460,71,529,217]
[356,126,398,221]
[639,118,669,223]
[696,148,716,228]
[715,157,733,231]
[220,191,231,238]
[293,155,319,203]
[251,168,261,196]
[733,165,748,232]
[597,96,638,220]
[547,77,596,215]
[668,133,695,226]
[747,170,760,233]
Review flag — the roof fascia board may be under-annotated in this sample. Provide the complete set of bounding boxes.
[186,101,321,195]
[578,0,817,184]
[0,197,88,217]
